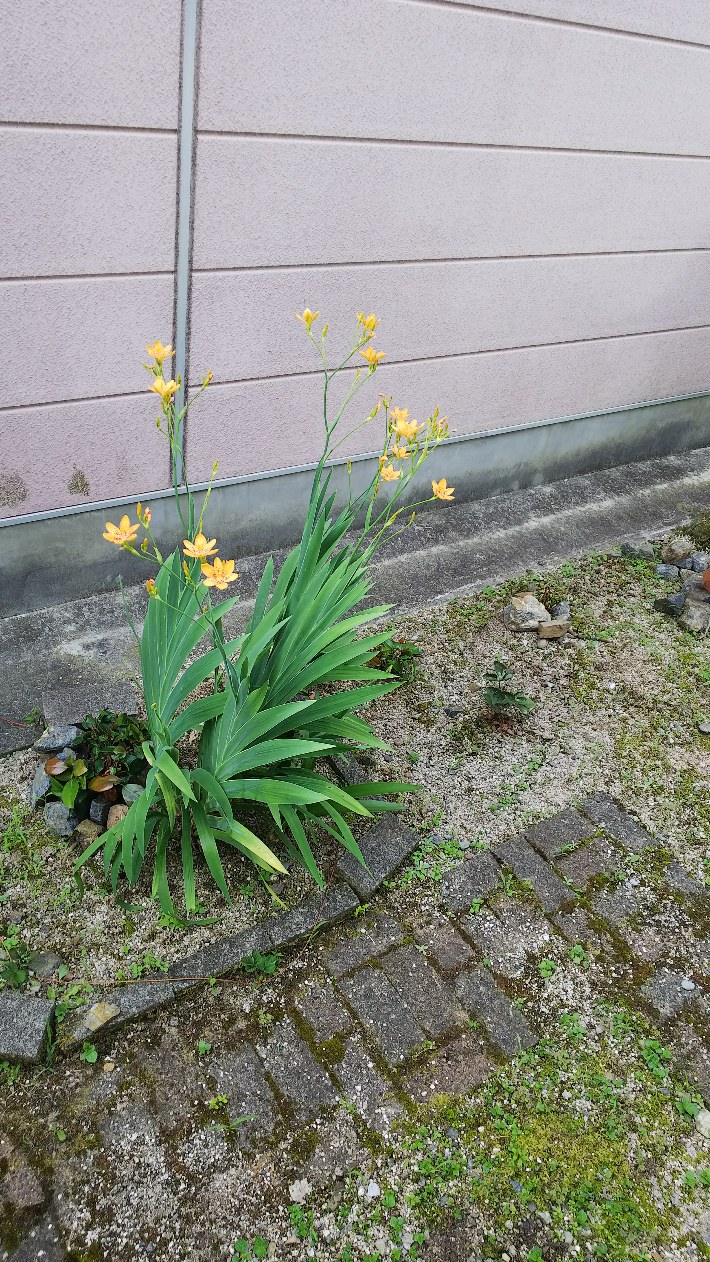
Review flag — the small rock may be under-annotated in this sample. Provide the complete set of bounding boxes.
[89,797,110,826]
[0,1166,44,1211]
[107,804,130,830]
[83,1002,121,1032]
[503,593,551,631]
[679,599,710,634]
[289,1178,312,1204]
[653,593,686,617]
[366,1181,381,1202]
[691,552,710,572]
[678,556,695,571]
[661,534,694,564]
[695,1108,710,1140]
[28,950,62,978]
[103,1060,116,1073]
[698,721,710,735]
[550,600,571,620]
[654,564,680,580]
[43,801,81,837]
[459,840,471,851]
[74,819,102,844]
[29,766,52,807]
[620,540,654,560]
[538,618,572,639]
[681,979,696,991]
[445,706,466,717]
[33,724,81,753]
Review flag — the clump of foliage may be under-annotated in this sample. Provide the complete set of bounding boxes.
[0,926,33,990]
[688,511,710,551]
[44,710,150,811]
[75,317,454,912]
[369,634,422,683]
[483,658,535,718]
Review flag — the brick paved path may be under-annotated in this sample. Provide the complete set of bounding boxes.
[1,794,708,1260]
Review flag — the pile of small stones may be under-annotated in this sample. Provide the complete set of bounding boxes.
[622,532,710,633]
[502,593,572,639]
[29,722,128,843]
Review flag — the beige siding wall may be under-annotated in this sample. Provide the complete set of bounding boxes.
[186,0,710,483]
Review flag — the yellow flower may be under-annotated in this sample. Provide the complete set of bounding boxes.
[149,377,178,403]
[183,532,218,559]
[295,308,319,332]
[432,478,455,502]
[360,346,385,366]
[395,417,423,441]
[102,515,140,546]
[137,502,152,526]
[380,464,401,482]
[143,506,152,525]
[200,557,239,590]
[390,407,409,425]
[146,340,174,365]
[357,311,380,336]
[390,444,410,460]
[145,578,159,598]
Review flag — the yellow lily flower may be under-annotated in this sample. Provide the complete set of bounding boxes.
[357,311,380,336]
[146,340,174,365]
[389,407,409,426]
[145,578,159,598]
[395,417,423,442]
[149,377,178,403]
[295,308,319,332]
[103,515,140,546]
[360,346,385,366]
[200,557,239,590]
[390,444,410,459]
[380,463,401,482]
[432,478,455,502]
[183,532,218,559]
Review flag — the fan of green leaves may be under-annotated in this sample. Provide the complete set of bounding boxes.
[75,477,412,913]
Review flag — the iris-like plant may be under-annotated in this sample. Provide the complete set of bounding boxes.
[75,315,453,913]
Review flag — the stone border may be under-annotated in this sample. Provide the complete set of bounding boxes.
[0,752,421,1064]
[3,783,702,1067]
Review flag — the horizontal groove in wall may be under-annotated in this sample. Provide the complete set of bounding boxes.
[3,325,710,414]
[400,0,710,51]
[0,120,177,138]
[0,270,174,285]
[192,247,710,276]
[196,129,710,162]
[189,324,710,390]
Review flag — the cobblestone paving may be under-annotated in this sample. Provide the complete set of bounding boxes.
[1,795,708,1260]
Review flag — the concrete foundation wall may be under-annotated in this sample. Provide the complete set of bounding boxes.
[0,0,709,574]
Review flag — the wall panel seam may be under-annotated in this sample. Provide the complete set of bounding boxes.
[0,121,177,137]
[195,131,710,161]
[396,0,710,51]
[190,249,710,275]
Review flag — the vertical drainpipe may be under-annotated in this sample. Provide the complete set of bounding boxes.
[173,0,201,484]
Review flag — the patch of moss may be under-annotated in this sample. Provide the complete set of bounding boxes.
[688,512,710,552]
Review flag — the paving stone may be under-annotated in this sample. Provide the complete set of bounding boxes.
[556,837,623,890]
[337,966,424,1065]
[168,922,270,991]
[458,909,526,978]
[552,907,610,951]
[590,885,668,961]
[303,1117,369,1189]
[663,861,710,904]
[580,792,656,851]
[0,1165,45,1215]
[293,978,353,1043]
[590,883,644,929]
[8,1215,66,1262]
[62,981,176,1048]
[322,911,406,978]
[256,1019,337,1121]
[327,752,365,786]
[492,836,572,912]
[42,681,138,724]
[141,1037,201,1130]
[525,807,596,860]
[440,852,501,914]
[0,992,54,1065]
[640,968,698,1020]
[454,966,537,1058]
[412,913,475,974]
[331,1034,402,1133]
[268,882,359,949]
[336,816,419,897]
[379,943,463,1037]
[210,1045,280,1147]
[405,1031,493,1103]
